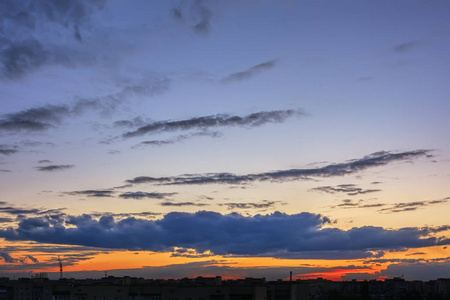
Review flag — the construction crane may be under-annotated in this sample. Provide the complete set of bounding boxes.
[58,256,63,279]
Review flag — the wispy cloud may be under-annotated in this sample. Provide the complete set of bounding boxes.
[133,131,222,148]
[126,150,430,185]
[0,145,18,155]
[219,200,284,210]
[1,211,449,258]
[310,184,381,196]
[379,198,449,213]
[37,164,74,172]
[333,199,385,209]
[64,189,177,200]
[0,0,106,79]
[221,59,278,83]
[171,0,212,34]
[38,160,52,164]
[65,189,114,198]
[0,105,70,132]
[0,78,170,133]
[393,40,421,53]
[123,109,302,138]
[159,201,208,207]
[119,191,177,200]
[331,197,449,213]
[0,202,65,216]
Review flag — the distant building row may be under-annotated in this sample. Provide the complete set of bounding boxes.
[1,275,450,300]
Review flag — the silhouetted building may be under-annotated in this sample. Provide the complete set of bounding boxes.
[0,275,449,300]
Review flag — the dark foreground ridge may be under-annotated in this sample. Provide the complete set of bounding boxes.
[1,275,450,300]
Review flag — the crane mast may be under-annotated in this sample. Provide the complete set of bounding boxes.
[58,256,63,279]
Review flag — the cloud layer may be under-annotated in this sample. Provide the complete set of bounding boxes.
[0,0,106,78]
[122,109,302,138]
[1,211,448,258]
[126,150,430,185]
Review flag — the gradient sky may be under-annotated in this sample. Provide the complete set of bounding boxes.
[1,0,450,281]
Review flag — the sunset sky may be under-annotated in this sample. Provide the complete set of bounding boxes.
[1,0,450,281]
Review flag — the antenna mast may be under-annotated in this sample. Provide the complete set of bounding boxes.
[58,256,63,279]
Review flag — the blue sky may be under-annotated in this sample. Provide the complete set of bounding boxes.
[0,0,449,280]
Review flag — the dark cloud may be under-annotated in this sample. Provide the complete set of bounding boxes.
[393,40,420,53]
[357,76,373,82]
[119,191,177,200]
[221,59,278,83]
[364,258,425,264]
[1,39,49,79]
[0,205,41,215]
[172,0,212,34]
[71,78,170,117]
[0,145,18,155]
[38,160,52,164]
[0,0,106,78]
[171,8,183,20]
[0,217,14,222]
[267,250,385,260]
[0,78,170,133]
[126,150,430,185]
[0,252,18,263]
[113,117,146,129]
[123,109,302,138]
[1,211,448,258]
[0,244,108,255]
[219,200,283,210]
[65,189,114,198]
[0,105,70,132]
[379,198,449,213]
[25,255,39,263]
[0,251,100,272]
[37,164,74,172]
[333,199,385,209]
[331,198,449,213]
[310,184,381,196]
[405,252,426,256]
[159,201,208,207]
[134,131,222,148]
[21,140,55,147]
[378,260,450,281]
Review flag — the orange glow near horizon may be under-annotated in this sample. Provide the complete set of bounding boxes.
[1,239,448,281]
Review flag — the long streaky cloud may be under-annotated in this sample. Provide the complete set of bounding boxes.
[219,200,283,210]
[0,105,71,132]
[37,165,74,172]
[123,109,303,138]
[310,184,381,196]
[65,190,114,198]
[379,198,449,213]
[0,211,448,258]
[0,79,170,133]
[222,60,277,83]
[119,192,177,200]
[126,150,430,185]
[0,148,18,155]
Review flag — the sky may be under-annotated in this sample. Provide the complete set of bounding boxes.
[0,0,450,281]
